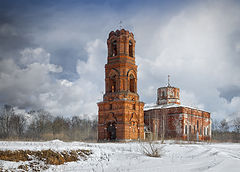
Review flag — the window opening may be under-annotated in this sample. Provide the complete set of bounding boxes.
[129,40,133,57]
[129,74,135,93]
[162,91,165,97]
[112,40,117,56]
[110,75,116,92]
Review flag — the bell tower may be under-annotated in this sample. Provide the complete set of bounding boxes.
[98,29,145,141]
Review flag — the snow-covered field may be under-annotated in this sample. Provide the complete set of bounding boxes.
[0,140,240,172]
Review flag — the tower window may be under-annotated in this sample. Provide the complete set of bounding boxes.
[129,74,135,93]
[112,40,117,56]
[110,75,116,92]
[162,91,165,97]
[129,40,133,57]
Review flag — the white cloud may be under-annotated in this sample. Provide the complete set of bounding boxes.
[136,0,240,119]
[1,0,240,120]
[181,90,205,110]
[0,41,105,117]
[20,48,50,65]
[60,79,73,87]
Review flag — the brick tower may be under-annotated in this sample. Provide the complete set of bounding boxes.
[98,29,145,141]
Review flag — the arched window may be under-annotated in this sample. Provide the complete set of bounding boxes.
[129,40,133,57]
[110,75,116,92]
[129,74,135,93]
[112,40,117,56]
[162,91,165,97]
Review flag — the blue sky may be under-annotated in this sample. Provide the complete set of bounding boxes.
[0,0,240,120]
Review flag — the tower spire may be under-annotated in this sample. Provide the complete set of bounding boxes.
[119,21,123,29]
[168,75,171,87]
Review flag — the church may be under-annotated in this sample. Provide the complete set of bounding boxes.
[97,29,211,141]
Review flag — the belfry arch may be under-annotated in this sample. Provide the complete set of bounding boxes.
[110,75,117,93]
[129,40,133,57]
[129,74,136,93]
[112,40,117,56]
[108,69,119,93]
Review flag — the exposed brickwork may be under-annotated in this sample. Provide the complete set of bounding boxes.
[144,85,211,141]
[157,87,180,105]
[98,29,144,141]
[98,29,211,142]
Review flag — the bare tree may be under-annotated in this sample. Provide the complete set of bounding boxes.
[219,119,229,133]
[0,105,14,138]
[233,117,240,133]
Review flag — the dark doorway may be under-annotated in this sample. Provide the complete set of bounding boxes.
[107,122,116,140]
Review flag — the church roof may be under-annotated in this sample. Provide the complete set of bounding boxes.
[144,103,209,113]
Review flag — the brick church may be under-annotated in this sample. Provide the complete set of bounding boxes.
[98,29,211,141]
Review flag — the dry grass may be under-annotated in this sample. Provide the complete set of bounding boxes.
[140,141,164,158]
[0,149,92,171]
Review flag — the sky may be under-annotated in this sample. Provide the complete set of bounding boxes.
[0,0,240,120]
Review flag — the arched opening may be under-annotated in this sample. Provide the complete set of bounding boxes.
[107,122,116,140]
[110,75,116,92]
[129,40,133,57]
[112,40,117,56]
[162,91,165,97]
[129,74,135,93]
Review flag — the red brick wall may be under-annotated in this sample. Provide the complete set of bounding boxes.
[144,107,211,141]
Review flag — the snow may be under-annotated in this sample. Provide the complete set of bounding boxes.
[144,103,209,112]
[0,140,240,171]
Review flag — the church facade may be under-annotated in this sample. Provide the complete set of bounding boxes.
[144,83,211,141]
[98,29,211,141]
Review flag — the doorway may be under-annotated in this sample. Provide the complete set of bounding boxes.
[107,122,116,140]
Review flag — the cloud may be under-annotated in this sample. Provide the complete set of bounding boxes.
[136,0,240,119]
[20,48,50,65]
[0,48,61,109]
[0,39,105,117]
[0,0,240,120]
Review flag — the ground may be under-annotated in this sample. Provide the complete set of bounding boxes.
[0,140,240,171]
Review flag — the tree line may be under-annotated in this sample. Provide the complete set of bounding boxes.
[211,118,240,142]
[1,104,240,142]
[0,105,97,141]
